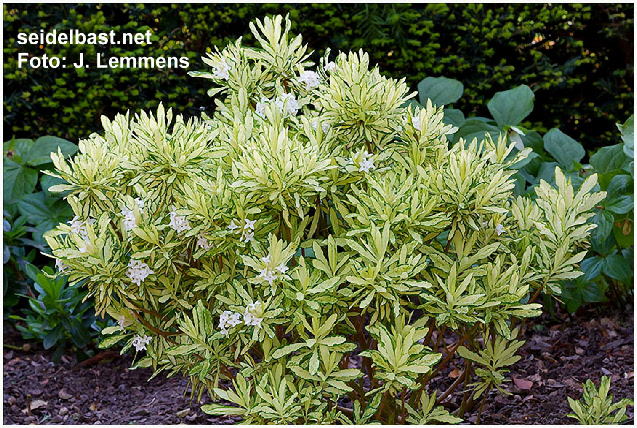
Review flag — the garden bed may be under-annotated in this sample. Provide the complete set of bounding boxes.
[4,305,633,425]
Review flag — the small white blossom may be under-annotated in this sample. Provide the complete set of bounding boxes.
[262,255,271,263]
[275,263,289,274]
[276,93,300,117]
[412,115,421,131]
[127,259,154,286]
[68,216,93,240]
[55,259,67,273]
[121,206,137,231]
[255,97,269,118]
[311,121,330,133]
[134,198,145,210]
[298,70,320,90]
[324,61,337,72]
[117,316,127,331]
[132,334,151,352]
[228,219,239,231]
[244,219,256,230]
[243,301,263,327]
[359,158,375,173]
[219,310,243,336]
[495,224,506,236]
[240,230,254,243]
[258,268,277,286]
[169,207,191,233]
[197,232,212,250]
[213,61,231,80]
[78,245,88,253]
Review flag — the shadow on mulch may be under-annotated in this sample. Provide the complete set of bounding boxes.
[3,305,634,425]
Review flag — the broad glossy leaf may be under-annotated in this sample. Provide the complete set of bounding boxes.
[602,254,632,284]
[23,136,77,166]
[590,144,626,175]
[3,159,38,202]
[417,76,464,106]
[487,85,534,127]
[543,128,585,169]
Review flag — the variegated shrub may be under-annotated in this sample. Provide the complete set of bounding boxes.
[44,15,605,424]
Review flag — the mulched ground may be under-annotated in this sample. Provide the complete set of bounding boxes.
[3,304,634,425]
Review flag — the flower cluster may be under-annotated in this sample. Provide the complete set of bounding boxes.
[257,255,288,286]
[359,152,376,173]
[68,216,93,240]
[213,61,231,80]
[228,218,256,243]
[219,310,243,336]
[311,120,330,133]
[243,301,263,327]
[169,207,191,233]
[132,334,152,352]
[298,70,320,90]
[256,93,300,118]
[197,232,213,250]
[126,259,154,286]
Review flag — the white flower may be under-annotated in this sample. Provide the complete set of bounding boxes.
[68,216,92,240]
[197,232,212,250]
[132,334,151,352]
[78,245,88,254]
[121,206,137,231]
[258,268,277,286]
[495,224,505,236]
[261,255,271,263]
[213,61,231,80]
[255,97,269,118]
[169,207,191,233]
[412,115,421,131]
[228,219,239,231]
[324,61,337,72]
[244,219,256,230]
[240,230,254,243]
[55,259,67,273]
[243,301,263,327]
[219,310,243,336]
[311,121,330,133]
[134,198,145,210]
[359,158,375,173]
[276,93,300,117]
[117,316,126,331]
[298,70,320,90]
[127,259,154,286]
[275,263,289,274]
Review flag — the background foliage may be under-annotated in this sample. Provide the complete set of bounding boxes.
[4,3,633,150]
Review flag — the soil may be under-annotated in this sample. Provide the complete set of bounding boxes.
[3,305,634,425]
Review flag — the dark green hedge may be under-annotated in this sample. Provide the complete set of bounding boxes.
[4,3,633,150]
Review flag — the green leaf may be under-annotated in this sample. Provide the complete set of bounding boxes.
[590,144,627,175]
[487,85,534,127]
[602,254,633,284]
[40,174,69,199]
[98,334,127,349]
[580,256,604,280]
[603,174,633,214]
[417,76,464,106]
[452,118,501,145]
[272,343,306,359]
[17,192,74,245]
[3,159,38,202]
[201,404,245,416]
[443,108,465,128]
[23,136,77,166]
[543,128,585,169]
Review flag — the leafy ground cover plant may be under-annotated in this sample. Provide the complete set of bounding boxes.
[567,376,634,424]
[44,15,605,424]
[3,136,109,359]
[416,78,634,313]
